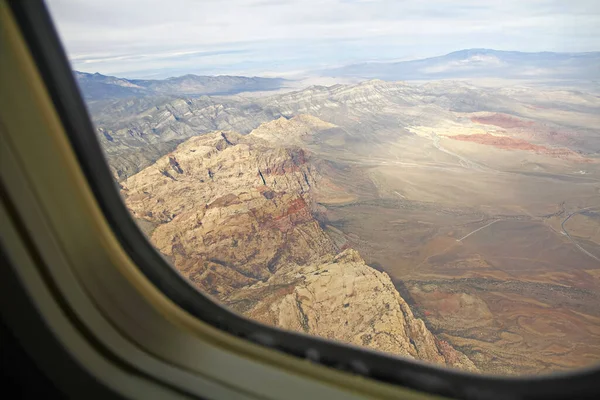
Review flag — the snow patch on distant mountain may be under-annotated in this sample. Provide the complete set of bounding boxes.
[320,49,600,81]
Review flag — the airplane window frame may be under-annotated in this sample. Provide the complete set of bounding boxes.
[8,1,600,399]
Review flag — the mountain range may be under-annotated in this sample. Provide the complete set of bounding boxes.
[74,71,286,100]
[120,117,478,372]
[320,49,600,81]
[74,49,600,102]
[90,78,600,181]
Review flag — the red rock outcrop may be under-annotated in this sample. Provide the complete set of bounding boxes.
[448,133,589,161]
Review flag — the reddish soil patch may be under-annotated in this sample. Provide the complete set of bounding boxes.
[471,114,534,129]
[449,133,586,160]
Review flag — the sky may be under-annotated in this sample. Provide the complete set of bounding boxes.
[47,0,600,79]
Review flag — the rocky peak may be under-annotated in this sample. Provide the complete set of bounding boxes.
[121,128,337,295]
[249,114,337,145]
[226,248,477,372]
[120,121,478,372]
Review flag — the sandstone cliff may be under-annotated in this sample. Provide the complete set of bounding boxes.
[227,248,476,370]
[121,115,477,371]
[122,125,336,296]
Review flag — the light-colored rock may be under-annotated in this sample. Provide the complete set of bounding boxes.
[122,127,337,295]
[227,249,477,371]
[121,117,477,371]
[249,114,337,145]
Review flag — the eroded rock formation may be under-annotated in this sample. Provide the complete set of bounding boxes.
[121,115,477,371]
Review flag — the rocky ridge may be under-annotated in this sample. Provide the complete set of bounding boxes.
[92,80,599,180]
[75,71,285,100]
[121,115,477,371]
[227,248,476,369]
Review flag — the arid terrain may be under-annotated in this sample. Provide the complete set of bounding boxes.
[84,75,600,376]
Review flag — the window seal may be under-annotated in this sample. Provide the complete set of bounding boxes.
[8,1,600,399]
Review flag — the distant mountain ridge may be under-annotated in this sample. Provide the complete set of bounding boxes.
[74,71,286,100]
[75,49,600,101]
[320,49,600,81]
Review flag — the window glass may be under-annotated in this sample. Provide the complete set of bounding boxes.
[47,0,600,376]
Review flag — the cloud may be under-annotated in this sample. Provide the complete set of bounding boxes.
[46,0,600,78]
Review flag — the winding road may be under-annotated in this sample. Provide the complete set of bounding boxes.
[561,207,600,262]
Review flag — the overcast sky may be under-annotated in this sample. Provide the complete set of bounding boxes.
[46,0,600,79]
